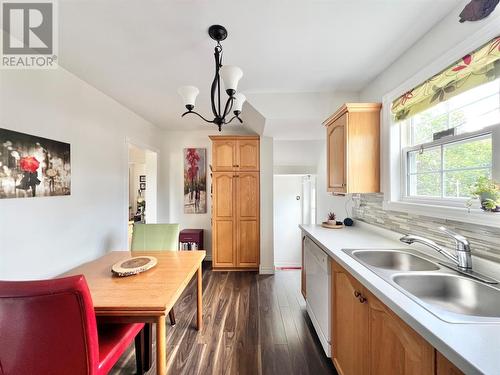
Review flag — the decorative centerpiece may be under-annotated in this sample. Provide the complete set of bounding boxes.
[471,177,500,212]
[322,212,344,229]
[111,256,157,277]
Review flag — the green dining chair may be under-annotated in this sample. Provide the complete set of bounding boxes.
[131,223,180,325]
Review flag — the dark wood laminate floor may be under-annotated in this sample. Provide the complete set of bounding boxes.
[110,263,336,375]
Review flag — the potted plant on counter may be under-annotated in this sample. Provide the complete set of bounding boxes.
[327,212,337,225]
[471,176,500,212]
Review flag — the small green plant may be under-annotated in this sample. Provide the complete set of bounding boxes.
[470,176,500,212]
[471,176,499,196]
[327,212,336,221]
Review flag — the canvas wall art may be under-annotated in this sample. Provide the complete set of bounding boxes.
[184,148,207,214]
[0,128,71,199]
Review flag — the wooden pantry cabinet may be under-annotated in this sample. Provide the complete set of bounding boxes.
[331,260,463,375]
[324,103,381,195]
[210,136,260,270]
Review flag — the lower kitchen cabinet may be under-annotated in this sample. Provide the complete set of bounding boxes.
[436,352,464,375]
[332,260,460,375]
[332,261,368,375]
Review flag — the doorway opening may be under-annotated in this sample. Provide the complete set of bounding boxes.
[273,174,316,269]
[128,143,158,247]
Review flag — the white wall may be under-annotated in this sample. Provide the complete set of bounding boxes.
[0,68,161,280]
[260,136,274,274]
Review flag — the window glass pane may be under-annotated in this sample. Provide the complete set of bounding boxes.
[443,136,492,170]
[444,169,491,198]
[405,79,500,146]
[408,147,441,173]
[409,173,441,197]
[411,109,448,145]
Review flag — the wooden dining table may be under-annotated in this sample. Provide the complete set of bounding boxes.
[64,250,206,375]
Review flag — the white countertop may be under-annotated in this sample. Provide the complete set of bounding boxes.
[300,222,500,375]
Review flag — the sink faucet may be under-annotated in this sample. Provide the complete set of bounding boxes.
[400,226,472,271]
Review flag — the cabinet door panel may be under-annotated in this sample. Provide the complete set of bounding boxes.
[214,220,235,266]
[367,293,435,375]
[436,352,464,375]
[213,173,234,219]
[237,139,259,171]
[213,140,236,171]
[237,172,259,218]
[212,172,236,267]
[237,220,259,266]
[236,172,259,267]
[332,263,369,375]
[327,114,346,193]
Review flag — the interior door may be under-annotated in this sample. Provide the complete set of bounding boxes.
[327,114,347,194]
[236,139,259,171]
[212,140,236,171]
[236,172,259,267]
[212,172,236,267]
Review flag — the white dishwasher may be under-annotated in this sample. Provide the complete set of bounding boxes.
[304,235,331,357]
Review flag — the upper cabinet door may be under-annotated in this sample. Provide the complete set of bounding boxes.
[324,103,381,195]
[237,139,260,171]
[212,140,236,171]
[327,114,347,194]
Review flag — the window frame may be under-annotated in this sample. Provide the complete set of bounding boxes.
[401,128,494,208]
[380,23,500,228]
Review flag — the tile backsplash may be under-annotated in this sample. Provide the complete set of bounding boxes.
[352,193,500,263]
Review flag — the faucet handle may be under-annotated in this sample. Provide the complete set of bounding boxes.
[439,226,470,248]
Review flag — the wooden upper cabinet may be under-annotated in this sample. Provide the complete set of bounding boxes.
[237,139,260,171]
[324,103,381,195]
[210,136,259,172]
[212,139,236,171]
[328,114,347,194]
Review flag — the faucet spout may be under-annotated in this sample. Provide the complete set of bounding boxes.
[400,234,459,265]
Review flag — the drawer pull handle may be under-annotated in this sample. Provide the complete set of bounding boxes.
[354,290,367,304]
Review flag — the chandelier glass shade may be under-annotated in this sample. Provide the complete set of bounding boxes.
[178,25,245,131]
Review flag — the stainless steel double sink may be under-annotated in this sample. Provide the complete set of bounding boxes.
[343,249,500,323]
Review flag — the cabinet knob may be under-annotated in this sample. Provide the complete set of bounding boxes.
[354,290,367,303]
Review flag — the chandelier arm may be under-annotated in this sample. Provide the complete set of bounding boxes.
[225,114,243,124]
[181,110,215,124]
[222,96,234,119]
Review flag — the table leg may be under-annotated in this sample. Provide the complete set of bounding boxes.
[196,265,203,330]
[156,315,166,375]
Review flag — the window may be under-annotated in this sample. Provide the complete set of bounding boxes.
[400,79,499,203]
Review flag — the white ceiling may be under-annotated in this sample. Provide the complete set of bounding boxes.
[59,0,459,131]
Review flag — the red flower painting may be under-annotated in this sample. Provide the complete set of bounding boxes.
[184,148,206,214]
[19,156,40,173]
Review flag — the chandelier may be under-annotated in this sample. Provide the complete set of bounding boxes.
[178,25,246,132]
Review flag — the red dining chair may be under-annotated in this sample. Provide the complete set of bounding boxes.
[0,275,148,375]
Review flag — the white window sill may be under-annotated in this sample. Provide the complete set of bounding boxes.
[383,200,500,229]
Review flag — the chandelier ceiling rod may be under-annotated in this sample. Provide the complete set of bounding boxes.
[178,25,246,132]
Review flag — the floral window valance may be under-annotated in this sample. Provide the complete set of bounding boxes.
[392,36,500,122]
